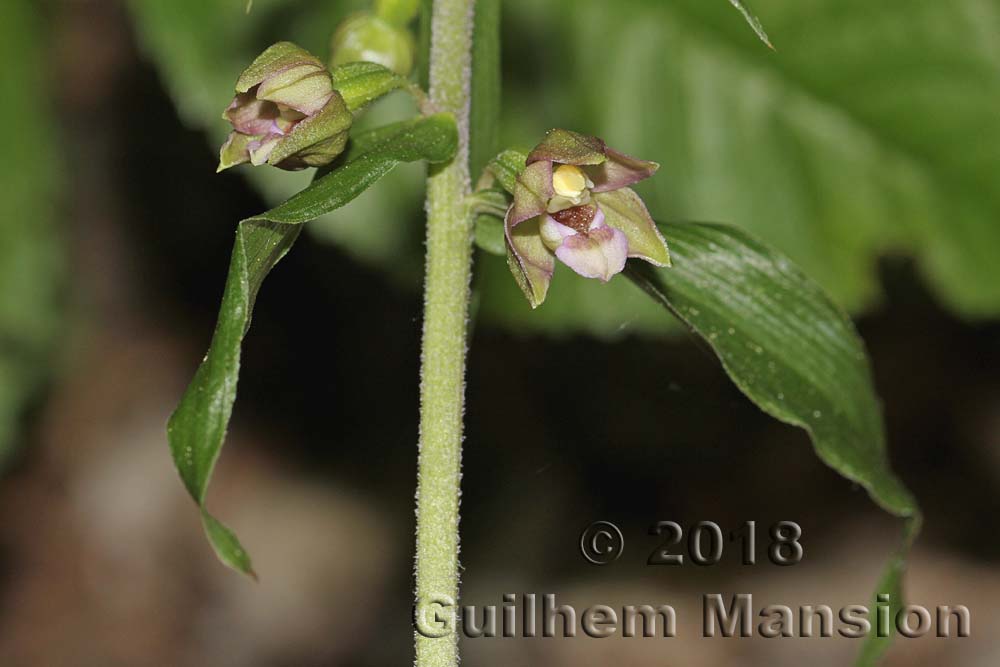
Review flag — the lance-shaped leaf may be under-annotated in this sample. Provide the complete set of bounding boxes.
[167,114,457,577]
[627,222,920,664]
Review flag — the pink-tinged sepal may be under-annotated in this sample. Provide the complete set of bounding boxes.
[255,65,334,116]
[505,209,554,309]
[526,128,607,166]
[589,148,659,193]
[509,161,553,226]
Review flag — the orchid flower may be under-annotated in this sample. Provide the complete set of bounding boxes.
[503,129,670,308]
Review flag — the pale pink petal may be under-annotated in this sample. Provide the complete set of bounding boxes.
[539,215,577,251]
[554,225,629,282]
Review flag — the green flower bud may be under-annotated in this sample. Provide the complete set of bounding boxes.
[330,12,415,77]
[218,42,352,172]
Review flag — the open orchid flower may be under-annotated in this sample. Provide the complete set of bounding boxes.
[504,129,671,308]
[218,42,353,172]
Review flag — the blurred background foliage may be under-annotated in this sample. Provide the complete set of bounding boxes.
[2,2,1000,665]
[0,1,64,462]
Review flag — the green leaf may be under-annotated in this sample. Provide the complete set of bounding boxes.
[167,114,457,576]
[726,0,773,48]
[855,517,922,667]
[0,0,64,463]
[626,221,921,662]
[469,0,501,179]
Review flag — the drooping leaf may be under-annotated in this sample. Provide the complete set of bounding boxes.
[855,517,922,667]
[626,221,921,663]
[0,0,64,463]
[726,0,772,48]
[469,0,501,179]
[167,114,457,576]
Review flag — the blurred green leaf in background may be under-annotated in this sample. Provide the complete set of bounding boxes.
[129,0,1000,337]
[0,1,65,462]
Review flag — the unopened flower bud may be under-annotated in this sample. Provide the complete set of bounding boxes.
[330,12,415,77]
[218,42,352,172]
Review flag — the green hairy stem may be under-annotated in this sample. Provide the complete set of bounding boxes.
[414,1,475,666]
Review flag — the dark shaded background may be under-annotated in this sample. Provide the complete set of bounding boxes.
[1,1,999,666]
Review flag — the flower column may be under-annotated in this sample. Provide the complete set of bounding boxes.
[414,1,475,667]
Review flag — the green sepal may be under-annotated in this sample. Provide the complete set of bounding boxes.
[266,91,352,168]
[505,215,554,308]
[595,189,670,266]
[485,148,529,194]
[509,161,553,225]
[218,131,258,172]
[235,41,325,94]
[526,128,607,166]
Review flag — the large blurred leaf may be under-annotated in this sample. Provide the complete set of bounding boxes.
[478,0,1000,334]
[167,115,457,575]
[0,0,63,462]
[627,221,920,664]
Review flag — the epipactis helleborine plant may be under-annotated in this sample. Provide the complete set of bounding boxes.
[505,129,671,308]
[218,42,353,172]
